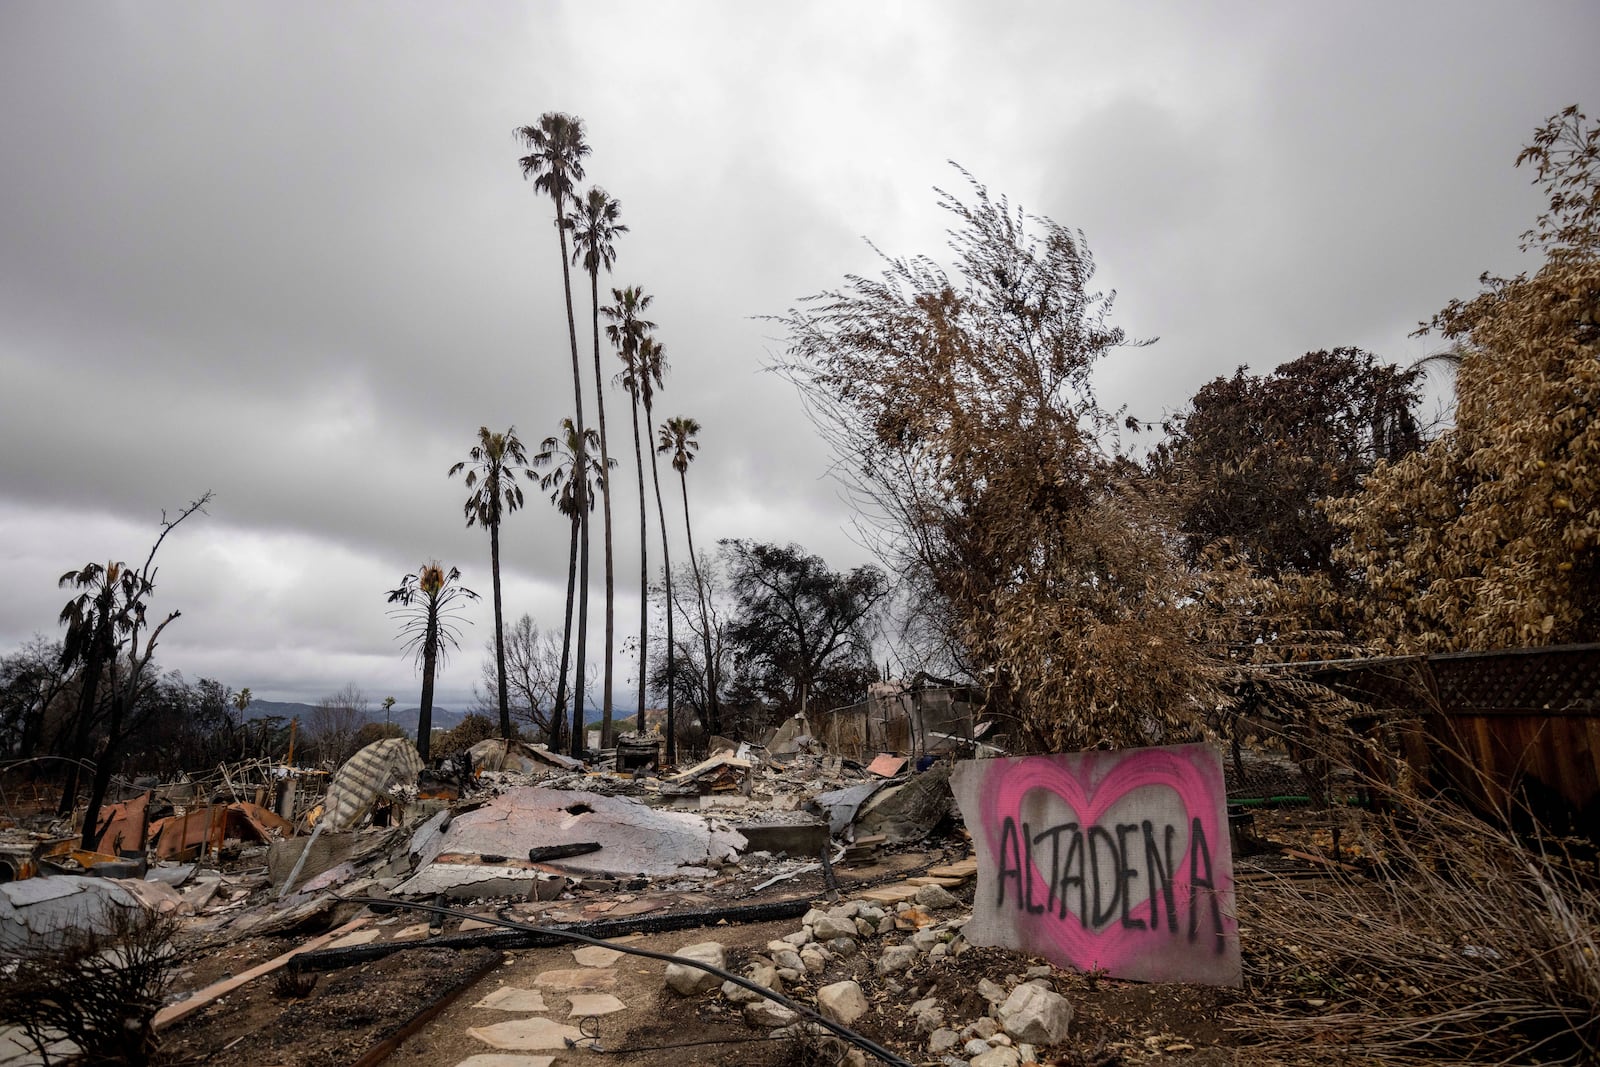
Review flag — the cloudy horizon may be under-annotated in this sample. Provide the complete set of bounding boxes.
[2,2,1595,714]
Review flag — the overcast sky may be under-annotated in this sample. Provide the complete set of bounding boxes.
[1,2,1595,715]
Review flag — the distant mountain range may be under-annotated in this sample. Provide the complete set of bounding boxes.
[241,698,474,735]
[241,698,603,735]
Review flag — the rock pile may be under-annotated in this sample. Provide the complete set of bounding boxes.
[660,883,1073,1067]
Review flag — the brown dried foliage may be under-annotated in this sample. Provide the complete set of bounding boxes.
[778,169,1234,750]
[1327,107,1600,652]
[1230,780,1600,1064]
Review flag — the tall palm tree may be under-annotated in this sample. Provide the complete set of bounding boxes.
[658,416,720,737]
[515,113,594,752]
[603,286,657,739]
[571,186,627,748]
[448,426,533,741]
[636,336,677,760]
[386,563,478,762]
[534,419,611,756]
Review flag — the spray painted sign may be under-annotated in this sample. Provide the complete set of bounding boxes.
[950,743,1240,985]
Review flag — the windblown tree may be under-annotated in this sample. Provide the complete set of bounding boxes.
[516,113,595,751]
[59,493,210,848]
[534,419,612,755]
[659,416,722,736]
[778,171,1227,750]
[448,425,533,741]
[386,562,478,762]
[721,540,888,718]
[1327,106,1600,651]
[603,285,658,737]
[571,187,627,748]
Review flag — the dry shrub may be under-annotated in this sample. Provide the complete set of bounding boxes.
[0,905,180,1065]
[1230,784,1599,1064]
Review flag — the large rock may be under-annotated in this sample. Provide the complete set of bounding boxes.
[811,914,859,941]
[875,944,919,975]
[665,941,726,996]
[998,983,1073,1045]
[970,1046,1023,1067]
[722,962,782,1004]
[816,980,869,1026]
[744,999,799,1028]
[914,883,958,909]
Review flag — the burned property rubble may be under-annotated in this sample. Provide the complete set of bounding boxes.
[5,695,1592,1067]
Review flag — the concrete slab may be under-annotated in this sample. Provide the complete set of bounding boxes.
[473,987,549,1012]
[466,1017,584,1051]
[533,967,616,991]
[857,884,920,905]
[415,787,746,878]
[565,993,626,1017]
[392,863,542,900]
[571,945,622,967]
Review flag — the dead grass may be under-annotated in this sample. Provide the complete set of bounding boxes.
[1229,785,1599,1065]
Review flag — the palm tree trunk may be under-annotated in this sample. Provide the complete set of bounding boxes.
[554,205,589,759]
[628,392,648,730]
[645,399,675,763]
[490,520,511,739]
[588,267,616,749]
[679,469,721,736]
[418,611,439,762]
[553,510,579,751]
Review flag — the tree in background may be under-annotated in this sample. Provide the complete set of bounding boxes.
[1328,106,1600,651]
[472,613,564,740]
[306,683,370,766]
[449,425,534,741]
[516,113,596,759]
[721,540,888,719]
[659,416,722,736]
[0,637,70,761]
[779,171,1225,750]
[386,563,477,762]
[637,336,677,761]
[604,285,658,738]
[572,187,627,749]
[534,419,611,755]
[1157,348,1423,583]
[648,555,737,748]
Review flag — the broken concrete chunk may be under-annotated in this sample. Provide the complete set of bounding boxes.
[664,941,726,996]
[816,980,868,1026]
[998,983,1073,1045]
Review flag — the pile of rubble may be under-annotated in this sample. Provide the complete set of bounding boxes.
[658,874,1072,1067]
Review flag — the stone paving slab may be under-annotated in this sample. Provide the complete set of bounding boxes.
[566,992,626,1017]
[533,967,616,991]
[571,945,622,967]
[467,1017,584,1051]
[453,1056,556,1067]
[327,928,381,948]
[473,986,549,1012]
